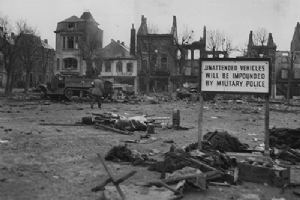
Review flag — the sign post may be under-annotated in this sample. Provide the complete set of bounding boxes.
[198,58,271,155]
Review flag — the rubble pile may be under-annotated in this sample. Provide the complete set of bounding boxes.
[185,131,249,153]
[105,145,156,166]
[269,128,300,149]
[269,128,300,164]
[92,112,148,132]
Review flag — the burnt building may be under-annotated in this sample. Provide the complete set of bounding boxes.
[288,22,300,98]
[247,30,277,97]
[54,12,103,76]
[136,15,178,93]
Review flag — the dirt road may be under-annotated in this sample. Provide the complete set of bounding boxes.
[0,97,299,200]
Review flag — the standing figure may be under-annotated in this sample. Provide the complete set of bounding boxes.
[90,78,104,109]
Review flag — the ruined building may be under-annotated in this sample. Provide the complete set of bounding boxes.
[136,15,178,93]
[288,22,300,97]
[247,31,277,97]
[54,12,103,76]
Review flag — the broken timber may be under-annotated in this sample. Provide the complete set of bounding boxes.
[93,153,136,200]
[94,123,133,135]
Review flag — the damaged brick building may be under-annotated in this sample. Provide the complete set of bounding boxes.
[134,15,208,93]
[246,30,277,97]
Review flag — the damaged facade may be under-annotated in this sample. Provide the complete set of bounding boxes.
[288,22,300,97]
[0,27,55,88]
[100,37,138,94]
[136,15,178,93]
[54,12,103,76]
[246,30,277,97]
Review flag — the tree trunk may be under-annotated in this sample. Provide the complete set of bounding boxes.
[24,70,30,93]
[4,70,13,96]
[85,59,94,78]
[146,76,150,95]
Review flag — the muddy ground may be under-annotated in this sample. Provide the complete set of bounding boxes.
[0,95,300,200]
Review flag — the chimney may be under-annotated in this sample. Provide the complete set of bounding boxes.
[203,26,206,46]
[248,31,254,47]
[137,15,148,35]
[267,33,275,47]
[44,39,48,44]
[121,41,125,45]
[117,40,120,43]
[130,24,136,56]
[171,16,178,42]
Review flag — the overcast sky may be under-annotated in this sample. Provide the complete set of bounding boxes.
[1,0,300,52]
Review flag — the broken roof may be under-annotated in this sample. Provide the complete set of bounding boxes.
[102,39,135,59]
[41,40,54,50]
[59,15,84,23]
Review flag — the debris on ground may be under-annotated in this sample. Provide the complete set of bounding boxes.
[92,153,136,200]
[184,131,249,153]
[105,145,156,166]
[203,131,249,152]
[269,128,300,149]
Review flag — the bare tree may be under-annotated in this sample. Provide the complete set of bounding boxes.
[0,15,19,95]
[253,27,268,46]
[15,20,41,92]
[207,29,233,54]
[79,23,102,78]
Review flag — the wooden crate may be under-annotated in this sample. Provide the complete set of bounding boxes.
[238,162,289,187]
[289,166,300,185]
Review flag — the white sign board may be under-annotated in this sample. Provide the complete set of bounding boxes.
[201,60,270,94]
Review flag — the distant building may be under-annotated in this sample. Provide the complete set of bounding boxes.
[136,15,178,93]
[0,27,13,87]
[54,12,103,76]
[30,39,55,86]
[274,51,290,97]
[289,22,300,97]
[247,30,277,97]
[100,38,138,93]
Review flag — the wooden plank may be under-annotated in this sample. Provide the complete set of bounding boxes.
[97,154,126,200]
[264,94,270,156]
[95,123,133,135]
[39,123,88,126]
[198,92,204,150]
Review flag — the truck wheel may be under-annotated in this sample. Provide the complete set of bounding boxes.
[64,88,73,100]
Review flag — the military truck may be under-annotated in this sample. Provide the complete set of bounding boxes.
[38,75,113,100]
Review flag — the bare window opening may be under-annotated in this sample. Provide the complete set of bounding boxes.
[105,61,111,72]
[187,50,192,59]
[281,69,288,79]
[63,58,77,70]
[67,36,74,49]
[63,36,65,49]
[161,54,168,69]
[142,59,147,69]
[194,50,200,59]
[56,58,60,70]
[127,62,133,72]
[74,36,79,49]
[116,61,123,72]
[68,23,75,29]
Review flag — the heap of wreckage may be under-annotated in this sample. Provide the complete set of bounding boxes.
[78,111,300,199]
[38,98,300,199]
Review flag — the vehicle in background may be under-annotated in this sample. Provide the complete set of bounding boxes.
[38,75,113,100]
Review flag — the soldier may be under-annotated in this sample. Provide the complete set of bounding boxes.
[90,78,104,109]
